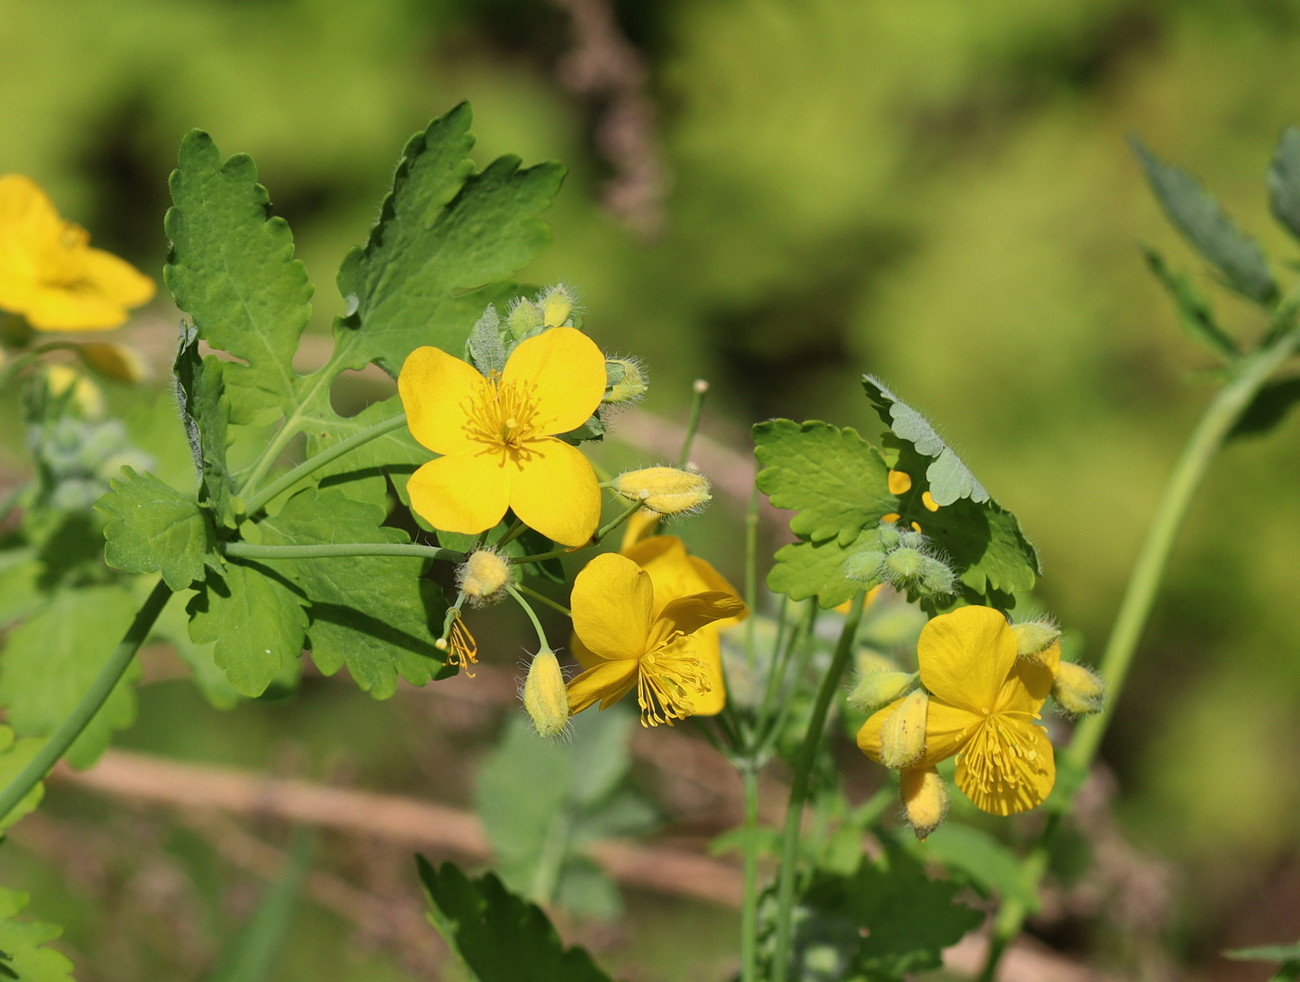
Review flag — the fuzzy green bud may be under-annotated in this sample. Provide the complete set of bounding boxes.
[900,766,948,841]
[843,550,886,583]
[1012,620,1062,659]
[603,357,648,405]
[884,547,925,581]
[1052,661,1105,717]
[879,688,929,768]
[506,299,544,340]
[613,466,712,515]
[918,556,955,596]
[523,649,570,738]
[876,523,901,550]
[848,670,915,713]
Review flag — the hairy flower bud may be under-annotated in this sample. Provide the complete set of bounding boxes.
[1012,619,1061,659]
[848,670,915,713]
[603,357,648,405]
[613,466,712,515]
[456,549,513,605]
[900,766,948,841]
[523,648,570,738]
[1052,661,1105,717]
[506,298,544,339]
[843,549,886,583]
[880,688,929,768]
[540,285,576,328]
[884,547,925,581]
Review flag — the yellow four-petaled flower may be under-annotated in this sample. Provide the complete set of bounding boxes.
[857,605,1058,815]
[398,327,606,547]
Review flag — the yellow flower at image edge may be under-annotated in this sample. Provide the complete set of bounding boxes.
[858,605,1059,815]
[398,327,606,547]
[567,553,745,727]
[0,175,154,330]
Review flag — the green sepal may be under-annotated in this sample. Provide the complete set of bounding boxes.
[256,488,449,696]
[1140,245,1238,361]
[96,467,217,590]
[465,304,508,375]
[0,585,140,768]
[1268,126,1300,244]
[186,561,306,698]
[335,102,566,375]
[164,130,313,424]
[0,887,75,982]
[417,858,616,982]
[1130,136,1277,306]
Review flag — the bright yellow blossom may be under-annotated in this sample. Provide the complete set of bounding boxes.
[398,327,606,547]
[566,553,745,727]
[857,605,1059,816]
[0,175,154,330]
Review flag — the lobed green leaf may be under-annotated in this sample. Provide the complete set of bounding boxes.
[767,530,878,609]
[0,888,75,982]
[96,467,216,590]
[1130,136,1277,306]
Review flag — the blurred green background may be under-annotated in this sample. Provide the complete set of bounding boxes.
[4,0,1300,978]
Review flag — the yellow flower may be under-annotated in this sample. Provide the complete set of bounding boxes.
[566,553,745,726]
[398,327,606,547]
[857,605,1058,815]
[0,175,154,330]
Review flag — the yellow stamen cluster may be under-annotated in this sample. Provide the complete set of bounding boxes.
[435,612,478,677]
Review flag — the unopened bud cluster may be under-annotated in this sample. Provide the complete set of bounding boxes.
[508,284,577,340]
[613,466,712,516]
[603,357,648,405]
[843,524,955,598]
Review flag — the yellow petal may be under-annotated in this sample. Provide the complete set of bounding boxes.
[22,289,129,331]
[571,553,654,662]
[917,605,1017,712]
[398,346,488,455]
[567,656,639,714]
[1009,642,1061,705]
[620,508,661,549]
[0,175,60,242]
[501,327,605,434]
[79,246,155,307]
[406,452,509,534]
[652,591,746,646]
[688,628,726,716]
[508,437,600,547]
[955,718,1055,815]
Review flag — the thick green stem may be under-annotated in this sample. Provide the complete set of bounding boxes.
[978,325,1300,980]
[771,590,865,982]
[0,578,173,824]
[739,762,762,982]
[223,541,464,563]
[242,412,408,518]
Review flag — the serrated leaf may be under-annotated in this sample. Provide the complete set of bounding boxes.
[418,859,616,982]
[1228,377,1300,440]
[173,326,236,525]
[187,562,306,697]
[767,530,877,609]
[862,378,987,506]
[1141,245,1237,360]
[919,824,1040,912]
[164,130,313,424]
[754,419,893,545]
[255,488,446,696]
[1130,136,1277,306]
[1269,127,1300,243]
[0,727,45,832]
[334,102,565,375]
[152,592,241,710]
[0,586,139,768]
[0,888,76,982]
[96,467,215,590]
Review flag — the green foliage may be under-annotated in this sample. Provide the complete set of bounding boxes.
[172,326,236,526]
[297,396,425,508]
[1268,127,1300,244]
[96,467,216,590]
[1130,137,1277,306]
[164,129,314,426]
[255,488,447,697]
[762,841,980,981]
[206,834,311,982]
[1229,378,1300,441]
[417,859,615,982]
[767,531,878,608]
[0,887,75,982]
[186,562,306,699]
[1140,246,1237,361]
[0,586,139,768]
[0,728,44,832]
[476,710,652,919]
[919,824,1041,912]
[1224,941,1300,963]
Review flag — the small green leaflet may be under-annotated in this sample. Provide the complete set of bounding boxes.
[417,859,616,982]
[0,586,139,769]
[255,488,448,697]
[96,467,216,590]
[1268,127,1300,243]
[0,888,75,982]
[1130,136,1277,306]
[1140,245,1237,361]
[187,562,306,698]
[0,727,45,832]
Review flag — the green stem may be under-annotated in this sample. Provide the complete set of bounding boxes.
[510,497,644,565]
[242,412,408,518]
[0,578,173,824]
[978,324,1300,980]
[506,585,552,650]
[771,590,865,982]
[223,541,464,563]
[677,379,710,468]
[739,762,762,982]
[514,582,572,619]
[744,482,760,673]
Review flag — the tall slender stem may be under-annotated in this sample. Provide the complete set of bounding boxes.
[978,325,1300,980]
[677,379,710,468]
[739,762,762,982]
[0,578,173,824]
[771,590,865,982]
[223,541,464,564]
